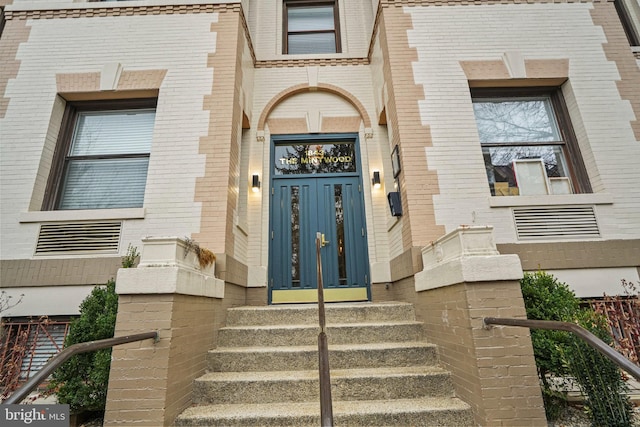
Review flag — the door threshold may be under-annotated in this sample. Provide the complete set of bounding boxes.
[271,288,368,304]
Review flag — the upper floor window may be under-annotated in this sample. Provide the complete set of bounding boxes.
[43,99,156,210]
[472,88,591,197]
[283,0,341,55]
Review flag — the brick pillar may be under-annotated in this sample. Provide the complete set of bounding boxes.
[103,237,225,426]
[414,226,546,427]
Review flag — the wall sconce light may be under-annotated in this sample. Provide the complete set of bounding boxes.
[372,171,381,189]
[251,174,261,193]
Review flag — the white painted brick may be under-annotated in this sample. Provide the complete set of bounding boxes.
[406,3,640,242]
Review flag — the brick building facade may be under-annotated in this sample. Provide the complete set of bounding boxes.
[1,0,639,425]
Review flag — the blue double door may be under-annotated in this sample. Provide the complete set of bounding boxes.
[269,176,370,303]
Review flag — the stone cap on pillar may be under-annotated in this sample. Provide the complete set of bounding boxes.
[415,226,523,291]
[116,236,224,298]
[137,236,215,275]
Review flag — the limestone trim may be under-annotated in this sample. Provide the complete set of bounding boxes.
[414,226,523,292]
[265,115,362,134]
[590,2,640,141]
[461,57,569,87]
[0,19,30,118]
[116,237,224,299]
[321,116,362,133]
[380,0,597,6]
[1,257,122,288]
[257,83,372,131]
[255,58,369,68]
[4,3,240,20]
[497,239,640,270]
[193,10,244,259]
[378,8,445,248]
[266,118,308,135]
[56,69,167,100]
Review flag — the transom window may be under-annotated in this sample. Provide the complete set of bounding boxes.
[43,99,156,210]
[283,0,341,55]
[472,88,590,197]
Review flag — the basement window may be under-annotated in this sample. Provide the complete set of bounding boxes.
[0,317,72,393]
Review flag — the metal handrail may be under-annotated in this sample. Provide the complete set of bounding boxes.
[483,317,640,382]
[3,331,158,405]
[316,232,334,427]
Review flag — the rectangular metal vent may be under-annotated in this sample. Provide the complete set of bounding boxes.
[36,221,121,254]
[513,206,600,240]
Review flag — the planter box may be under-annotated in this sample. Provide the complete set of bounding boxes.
[137,236,215,276]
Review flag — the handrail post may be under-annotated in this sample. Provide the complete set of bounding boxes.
[316,232,334,427]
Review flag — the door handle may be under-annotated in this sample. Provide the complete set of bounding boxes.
[321,233,330,247]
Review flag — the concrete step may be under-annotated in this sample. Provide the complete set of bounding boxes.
[224,302,416,326]
[216,321,424,347]
[174,397,474,426]
[176,302,474,426]
[193,366,454,405]
[208,342,439,372]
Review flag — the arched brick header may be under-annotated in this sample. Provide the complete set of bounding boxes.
[257,83,372,132]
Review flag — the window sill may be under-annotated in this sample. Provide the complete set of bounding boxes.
[488,193,613,208]
[19,208,145,223]
[257,53,368,64]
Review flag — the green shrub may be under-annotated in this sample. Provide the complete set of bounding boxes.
[49,280,118,413]
[563,309,633,427]
[520,271,633,425]
[520,271,580,419]
[48,245,138,414]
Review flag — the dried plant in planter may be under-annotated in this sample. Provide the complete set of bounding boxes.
[183,237,216,269]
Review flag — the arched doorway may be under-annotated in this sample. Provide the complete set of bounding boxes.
[259,85,373,304]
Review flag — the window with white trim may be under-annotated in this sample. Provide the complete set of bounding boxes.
[472,88,591,197]
[283,0,341,55]
[43,99,156,210]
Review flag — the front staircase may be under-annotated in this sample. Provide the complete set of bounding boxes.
[174,302,473,426]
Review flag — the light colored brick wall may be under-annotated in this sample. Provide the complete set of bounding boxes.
[369,26,402,262]
[403,3,640,243]
[231,32,256,269]
[0,11,218,261]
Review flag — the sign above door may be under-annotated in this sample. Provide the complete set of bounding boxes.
[274,142,357,175]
